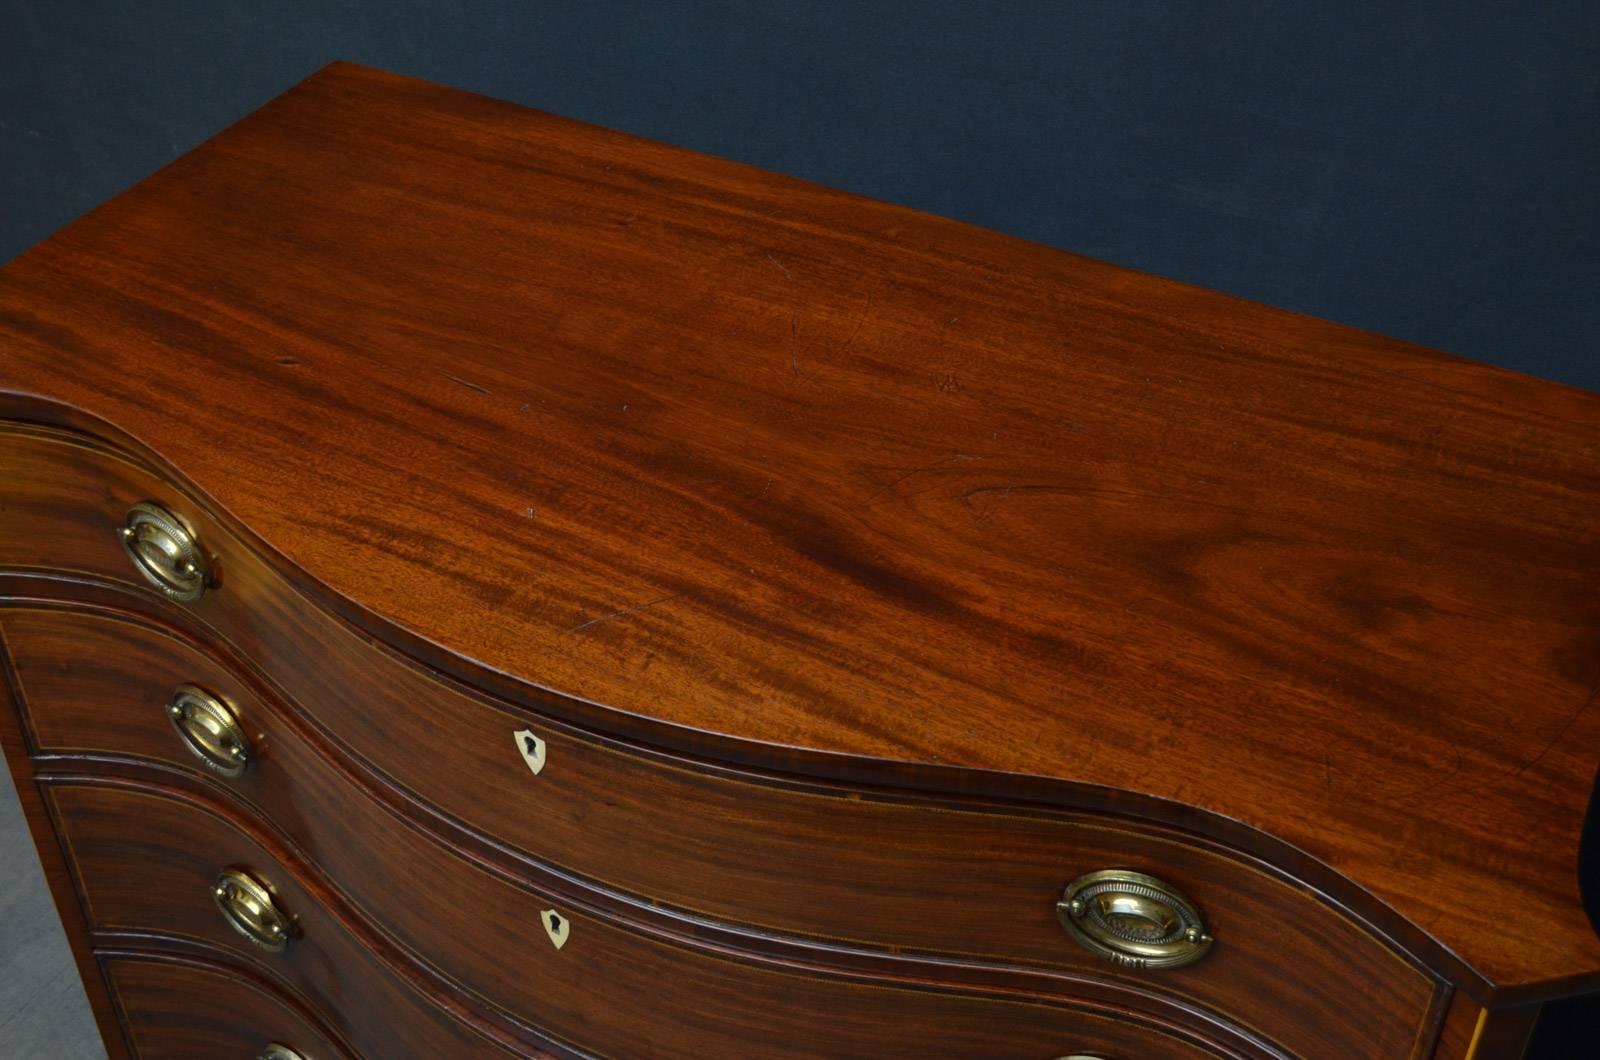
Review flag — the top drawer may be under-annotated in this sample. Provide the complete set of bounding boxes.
[0,423,1443,1059]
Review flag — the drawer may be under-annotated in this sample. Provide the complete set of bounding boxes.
[47,776,1232,1059]
[3,594,1438,1060]
[103,951,351,1060]
[49,781,513,1058]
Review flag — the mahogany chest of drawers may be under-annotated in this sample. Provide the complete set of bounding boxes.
[2,63,1597,1059]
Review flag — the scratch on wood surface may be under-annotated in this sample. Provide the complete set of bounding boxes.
[1396,749,1466,807]
[443,372,491,395]
[1511,676,1599,781]
[959,483,1079,503]
[566,592,684,634]
[959,482,1078,524]
[766,254,793,280]
[829,294,873,358]
[862,453,979,505]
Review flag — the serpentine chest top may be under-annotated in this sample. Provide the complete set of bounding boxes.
[0,63,1596,1060]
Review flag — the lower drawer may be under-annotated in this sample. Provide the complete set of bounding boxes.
[104,951,351,1060]
[51,780,513,1058]
[47,775,1231,1059]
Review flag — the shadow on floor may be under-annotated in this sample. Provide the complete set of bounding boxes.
[0,751,106,1059]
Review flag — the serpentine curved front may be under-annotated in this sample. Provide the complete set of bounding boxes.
[2,62,1597,1060]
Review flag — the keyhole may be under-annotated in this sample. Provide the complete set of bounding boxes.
[548,913,562,932]
[524,735,539,756]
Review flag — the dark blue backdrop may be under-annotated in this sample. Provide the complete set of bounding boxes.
[3,2,1597,390]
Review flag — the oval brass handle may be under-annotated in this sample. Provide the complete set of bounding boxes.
[1057,869,1212,970]
[119,501,210,602]
[213,868,293,953]
[259,1045,308,1060]
[167,685,251,778]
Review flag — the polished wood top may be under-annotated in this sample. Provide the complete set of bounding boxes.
[1,62,1597,997]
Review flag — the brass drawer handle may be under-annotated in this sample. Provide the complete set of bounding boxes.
[119,501,210,602]
[213,868,293,953]
[1057,869,1212,970]
[167,685,251,778]
[259,1046,308,1060]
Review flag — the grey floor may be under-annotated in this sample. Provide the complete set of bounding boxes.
[0,751,107,1059]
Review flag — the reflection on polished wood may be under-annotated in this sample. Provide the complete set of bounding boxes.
[1,61,1596,1058]
[103,952,349,1060]
[0,538,1439,1058]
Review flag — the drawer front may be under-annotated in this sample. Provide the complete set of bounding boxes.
[49,782,512,1059]
[104,951,351,1060]
[1,589,1437,1060]
[47,776,1229,1059]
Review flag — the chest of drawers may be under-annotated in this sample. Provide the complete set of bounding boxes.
[2,62,1597,1059]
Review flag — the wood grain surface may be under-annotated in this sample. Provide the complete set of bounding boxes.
[103,951,353,1060]
[50,775,1234,1060]
[0,612,130,1060]
[2,599,1437,1059]
[48,778,536,1059]
[0,62,1596,1004]
[7,597,1441,1058]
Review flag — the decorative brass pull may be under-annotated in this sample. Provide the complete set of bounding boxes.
[1057,869,1212,970]
[258,1045,308,1060]
[167,685,251,778]
[213,868,293,953]
[119,501,210,602]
